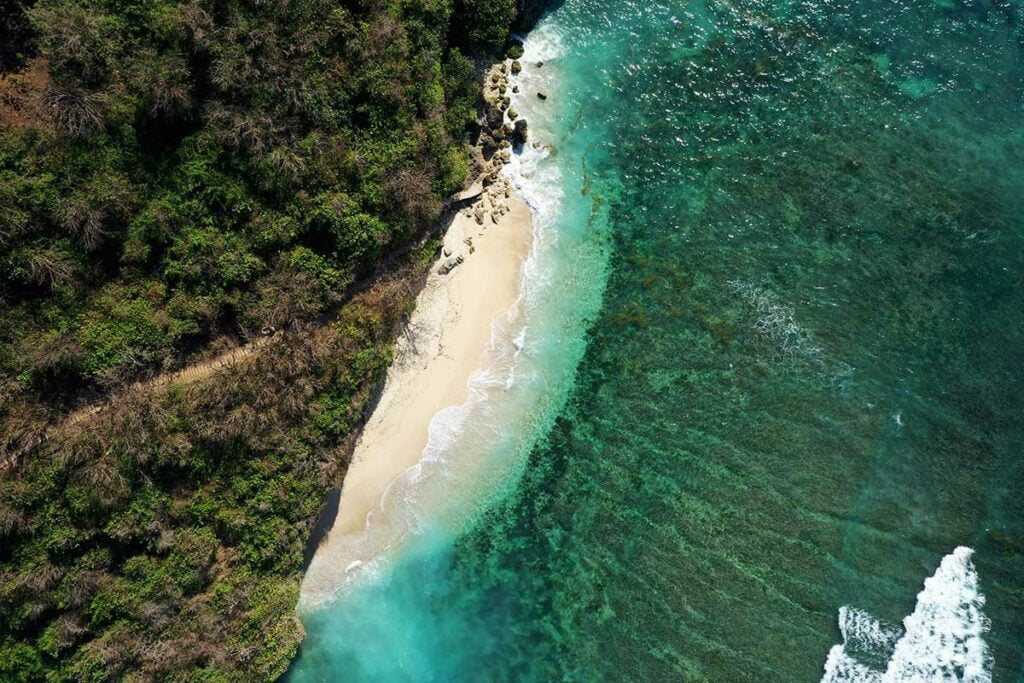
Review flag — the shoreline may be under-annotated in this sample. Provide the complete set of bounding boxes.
[299,44,550,608]
[300,182,534,603]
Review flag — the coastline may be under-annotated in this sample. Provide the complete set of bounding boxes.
[298,35,565,612]
[335,194,531,542]
[300,181,534,603]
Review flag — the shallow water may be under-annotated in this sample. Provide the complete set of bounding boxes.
[289,0,1024,679]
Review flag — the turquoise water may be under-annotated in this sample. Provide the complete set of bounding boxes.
[290,0,1024,680]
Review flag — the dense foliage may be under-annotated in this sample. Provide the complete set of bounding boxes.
[0,0,527,679]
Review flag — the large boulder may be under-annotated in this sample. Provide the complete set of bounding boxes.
[484,98,504,131]
[513,118,528,145]
[479,132,498,159]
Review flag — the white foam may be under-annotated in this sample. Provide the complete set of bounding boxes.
[821,547,992,683]
[823,645,883,683]
[886,547,992,681]
[842,606,904,653]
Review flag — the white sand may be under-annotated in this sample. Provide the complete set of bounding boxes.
[300,191,532,601]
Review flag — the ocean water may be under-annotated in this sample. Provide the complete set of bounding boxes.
[289,0,1024,680]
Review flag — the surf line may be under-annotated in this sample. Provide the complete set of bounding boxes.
[821,546,992,682]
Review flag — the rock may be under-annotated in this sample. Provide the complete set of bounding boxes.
[507,43,524,60]
[508,108,519,120]
[492,213,500,224]
[438,255,463,275]
[511,60,522,75]
[512,85,519,93]
[502,123,513,139]
[443,246,452,257]
[537,91,547,100]
[513,118,529,145]
[485,99,504,131]
[537,61,544,67]
[464,237,473,246]
[479,132,498,159]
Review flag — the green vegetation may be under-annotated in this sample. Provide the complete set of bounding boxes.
[0,0,531,678]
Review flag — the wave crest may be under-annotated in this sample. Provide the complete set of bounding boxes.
[821,547,992,683]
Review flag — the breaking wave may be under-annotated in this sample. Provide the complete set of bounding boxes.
[821,547,992,682]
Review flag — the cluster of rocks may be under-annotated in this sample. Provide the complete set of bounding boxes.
[466,173,515,227]
[466,58,528,226]
[476,62,529,170]
[438,50,546,276]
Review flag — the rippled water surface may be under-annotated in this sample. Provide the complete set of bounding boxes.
[290,0,1024,679]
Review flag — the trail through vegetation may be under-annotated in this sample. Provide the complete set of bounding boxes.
[0,0,547,678]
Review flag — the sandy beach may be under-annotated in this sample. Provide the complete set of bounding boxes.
[299,182,533,600]
[335,195,531,536]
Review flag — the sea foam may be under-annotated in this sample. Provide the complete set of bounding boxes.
[821,547,992,682]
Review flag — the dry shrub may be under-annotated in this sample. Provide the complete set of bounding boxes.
[205,103,282,156]
[27,247,75,287]
[0,502,26,537]
[53,614,85,650]
[42,84,108,137]
[32,5,108,82]
[247,269,325,331]
[57,195,107,249]
[0,397,51,468]
[134,51,192,115]
[67,570,106,609]
[389,165,441,225]
[174,2,215,51]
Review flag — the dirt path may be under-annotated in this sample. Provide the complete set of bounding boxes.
[61,336,273,428]
[0,335,275,475]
